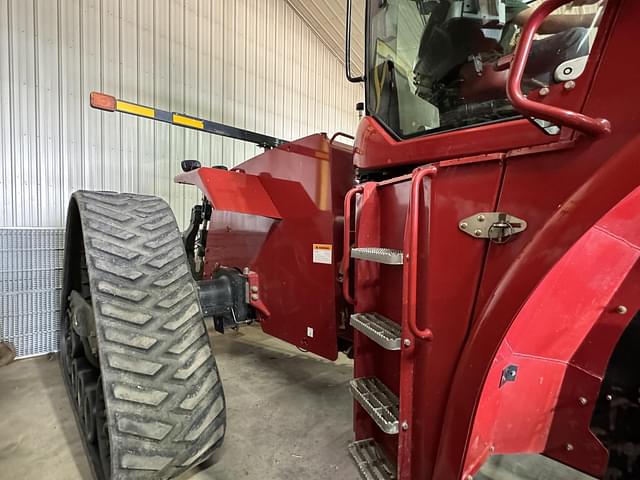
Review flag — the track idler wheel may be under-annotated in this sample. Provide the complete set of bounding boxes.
[60,191,226,480]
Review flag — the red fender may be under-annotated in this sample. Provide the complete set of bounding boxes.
[462,185,640,478]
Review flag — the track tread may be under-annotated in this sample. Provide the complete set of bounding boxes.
[146,246,184,269]
[97,281,149,302]
[112,383,169,406]
[152,263,190,288]
[162,303,200,332]
[103,327,158,350]
[100,303,153,326]
[85,218,137,241]
[144,230,182,250]
[93,258,145,281]
[69,191,226,480]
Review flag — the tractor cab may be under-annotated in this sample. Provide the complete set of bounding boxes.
[363,0,604,138]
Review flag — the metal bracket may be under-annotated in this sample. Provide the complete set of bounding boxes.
[68,291,98,357]
[245,269,271,319]
[459,212,527,244]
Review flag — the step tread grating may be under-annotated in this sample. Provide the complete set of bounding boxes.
[351,248,404,265]
[350,313,401,350]
[349,377,399,434]
[348,438,397,480]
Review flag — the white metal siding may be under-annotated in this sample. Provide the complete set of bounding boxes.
[0,0,363,229]
[285,0,365,77]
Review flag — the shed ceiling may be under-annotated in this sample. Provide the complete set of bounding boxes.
[286,0,365,77]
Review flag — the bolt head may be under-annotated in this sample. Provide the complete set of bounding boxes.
[564,80,576,90]
[616,305,628,315]
[251,293,259,301]
[566,443,574,452]
[606,394,613,401]
[460,222,468,230]
[477,214,485,222]
[251,285,259,293]
[474,229,483,237]
[403,338,411,348]
[579,396,588,406]
[401,421,409,431]
[242,267,250,274]
[539,87,550,96]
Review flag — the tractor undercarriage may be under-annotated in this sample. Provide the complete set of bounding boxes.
[60,191,227,480]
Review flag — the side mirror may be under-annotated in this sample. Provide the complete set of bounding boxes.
[181,160,201,172]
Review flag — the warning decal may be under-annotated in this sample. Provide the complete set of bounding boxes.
[312,244,332,265]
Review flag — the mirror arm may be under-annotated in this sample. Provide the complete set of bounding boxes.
[345,0,365,83]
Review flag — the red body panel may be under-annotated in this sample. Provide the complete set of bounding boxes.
[435,3,640,477]
[176,168,284,219]
[463,187,640,478]
[348,1,640,478]
[179,134,354,360]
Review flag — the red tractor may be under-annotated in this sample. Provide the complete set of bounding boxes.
[60,0,640,479]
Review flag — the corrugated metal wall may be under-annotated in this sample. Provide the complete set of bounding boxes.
[286,0,365,77]
[0,0,363,229]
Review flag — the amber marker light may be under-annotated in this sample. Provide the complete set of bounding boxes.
[89,91,116,111]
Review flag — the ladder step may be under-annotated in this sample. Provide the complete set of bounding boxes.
[350,377,399,434]
[348,438,397,480]
[350,313,401,350]
[351,247,404,265]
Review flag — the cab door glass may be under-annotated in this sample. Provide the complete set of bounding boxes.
[366,0,608,138]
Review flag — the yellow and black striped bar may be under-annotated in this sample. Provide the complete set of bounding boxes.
[90,91,286,149]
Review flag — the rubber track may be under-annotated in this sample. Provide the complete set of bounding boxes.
[72,191,226,480]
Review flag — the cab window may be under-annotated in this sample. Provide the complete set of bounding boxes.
[366,0,607,138]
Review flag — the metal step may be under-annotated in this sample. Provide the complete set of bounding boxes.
[350,377,399,434]
[348,438,397,480]
[351,247,404,265]
[350,313,401,350]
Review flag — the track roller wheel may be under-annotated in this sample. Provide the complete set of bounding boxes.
[83,387,97,443]
[72,358,94,404]
[60,191,226,480]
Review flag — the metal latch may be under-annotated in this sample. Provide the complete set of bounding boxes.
[458,212,527,244]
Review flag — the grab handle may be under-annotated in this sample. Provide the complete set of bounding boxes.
[342,185,363,305]
[330,132,355,145]
[404,167,437,340]
[507,0,611,137]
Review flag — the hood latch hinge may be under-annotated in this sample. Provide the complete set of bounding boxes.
[458,212,527,244]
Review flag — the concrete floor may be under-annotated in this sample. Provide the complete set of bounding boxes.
[0,325,357,480]
[0,325,596,480]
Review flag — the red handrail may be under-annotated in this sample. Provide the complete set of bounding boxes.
[506,0,611,137]
[342,185,364,305]
[404,167,438,340]
[330,132,355,145]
